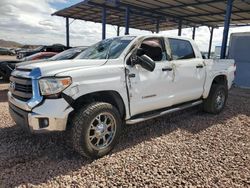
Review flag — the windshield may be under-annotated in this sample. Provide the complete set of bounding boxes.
[76,37,135,60]
[50,48,84,61]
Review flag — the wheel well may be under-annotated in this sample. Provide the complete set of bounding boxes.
[212,75,227,86]
[71,91,126,119]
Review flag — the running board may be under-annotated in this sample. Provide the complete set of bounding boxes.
[126,100,203,125]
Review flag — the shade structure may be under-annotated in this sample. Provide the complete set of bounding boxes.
[53,0,250,32]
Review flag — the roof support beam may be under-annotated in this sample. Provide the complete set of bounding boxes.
[181,9,250,18]
[153,0,225,11]
[102,7,106,40]
[220,0,233,59]
[117,2,213,28]
[66,17,70,47]
[125,7,130,35]
[208,27,214,59]
[178,20,182,36]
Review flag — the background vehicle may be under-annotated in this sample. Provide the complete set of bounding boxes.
[23,52,58,61]
[0,52,57,81]
[0,47,15,56]
[0,47,85,81]
[16,44,67,59]
[17,47,86,67]
[8,35,235,159]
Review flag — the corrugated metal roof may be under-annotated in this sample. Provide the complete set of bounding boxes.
[52,0,250,32]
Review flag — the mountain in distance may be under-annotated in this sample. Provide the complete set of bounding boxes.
[0,39,22,48]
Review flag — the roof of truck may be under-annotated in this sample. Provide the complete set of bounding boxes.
[118,34,195,42]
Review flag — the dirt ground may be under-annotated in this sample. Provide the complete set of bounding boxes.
[0,55,17,61]
[0,80,249,187]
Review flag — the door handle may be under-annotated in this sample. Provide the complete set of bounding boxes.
[128,73,136,78]
[196,64,204,68]
[162,67,173,71]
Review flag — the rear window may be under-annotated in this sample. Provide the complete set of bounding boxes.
[169,38,195,60]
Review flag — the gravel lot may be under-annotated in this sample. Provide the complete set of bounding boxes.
[0,80,249,187]
[0,55,17,61]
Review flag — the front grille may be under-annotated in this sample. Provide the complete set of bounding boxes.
[9,76,32,102]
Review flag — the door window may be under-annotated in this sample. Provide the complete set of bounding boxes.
[140,38,167,62]
[169,38,195,60]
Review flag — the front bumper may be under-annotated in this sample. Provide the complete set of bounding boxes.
[8,95,74,133]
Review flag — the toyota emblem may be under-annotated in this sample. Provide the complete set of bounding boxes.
[10,81,16,90]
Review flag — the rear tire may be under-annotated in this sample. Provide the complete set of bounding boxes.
[203,84,228,114]
[69,102,122,159]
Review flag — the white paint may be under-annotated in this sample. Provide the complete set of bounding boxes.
[9,35,236,132]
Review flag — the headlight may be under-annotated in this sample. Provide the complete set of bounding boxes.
[39,77,72,96]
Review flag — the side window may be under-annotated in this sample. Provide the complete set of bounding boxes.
[140,38,167,62]
[169,38,195,60]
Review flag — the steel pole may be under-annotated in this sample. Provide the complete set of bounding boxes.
[125,7,130,35]
[178,20,182,36]
[208,27,214,59]
[220,0,233,59]
[102,7,106,40]
[117,26,120,36]
[192,27,196,40]
[156,19,160,33]
[66,17,70,47]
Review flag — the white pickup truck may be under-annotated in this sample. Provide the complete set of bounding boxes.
[8,35,235,158]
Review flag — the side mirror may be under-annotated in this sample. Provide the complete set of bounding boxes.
[136,48,145,56]
[136,54,155,72]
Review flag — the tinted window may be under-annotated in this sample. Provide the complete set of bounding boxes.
[140,38,167,62]
[169,39,195,60]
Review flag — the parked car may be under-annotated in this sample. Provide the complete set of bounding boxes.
[16,44,67,59]
[18,47,86,67]
[23,52,58,61]
[0,52,57,81]
[0,47,15,56]
[8,35,235,159]
[0,47,86,81]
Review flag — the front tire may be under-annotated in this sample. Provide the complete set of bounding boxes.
[203,84,228,114]
[70,102,122,159]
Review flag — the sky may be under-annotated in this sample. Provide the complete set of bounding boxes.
[0,0,250,52]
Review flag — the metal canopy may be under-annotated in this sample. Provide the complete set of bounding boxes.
[53,0,250,32]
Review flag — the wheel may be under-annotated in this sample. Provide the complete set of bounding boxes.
[203,84,228,114]
[70,102,122,159]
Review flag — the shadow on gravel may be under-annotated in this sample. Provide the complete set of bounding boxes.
[0,88,249,187]
[0,89,8,102]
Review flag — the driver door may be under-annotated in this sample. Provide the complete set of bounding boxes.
[126,37,175,116]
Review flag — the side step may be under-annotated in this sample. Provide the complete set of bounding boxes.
[126,100,203,124]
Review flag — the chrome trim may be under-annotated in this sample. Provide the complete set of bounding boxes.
[8,92,31,111]
[9,68,43,111]
[126,100,203,124]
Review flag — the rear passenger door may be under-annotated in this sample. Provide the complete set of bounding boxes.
[168,38,206,105]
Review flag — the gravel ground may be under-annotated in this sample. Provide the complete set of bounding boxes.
[0,82,249,187]
[0,55,16,61]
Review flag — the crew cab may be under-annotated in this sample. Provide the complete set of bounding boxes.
[8,35,235,158]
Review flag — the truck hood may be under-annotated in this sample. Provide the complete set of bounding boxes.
[17,59,107,76]
[16,59,50,67]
